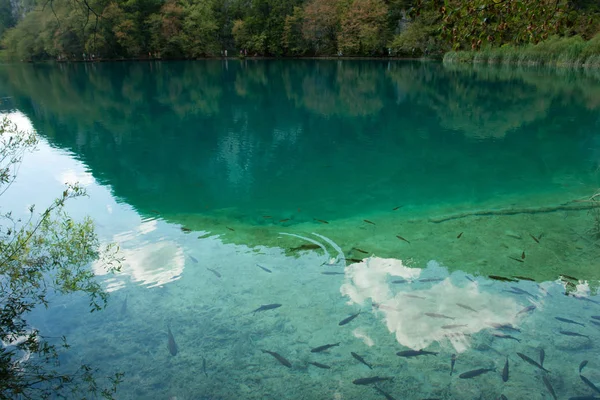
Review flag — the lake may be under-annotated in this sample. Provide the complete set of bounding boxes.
[1,60,600,399]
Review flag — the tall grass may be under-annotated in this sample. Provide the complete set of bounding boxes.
[444,34,600,69]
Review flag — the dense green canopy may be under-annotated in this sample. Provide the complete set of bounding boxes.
[1,0,599,60]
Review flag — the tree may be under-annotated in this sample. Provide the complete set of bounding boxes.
[0,118,122,399]
[302,0,341,54]
[338,0,388,55]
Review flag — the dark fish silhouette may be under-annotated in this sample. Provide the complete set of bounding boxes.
[279,218,290,222]
[396,235,410,244]
[321,271,345,275]
[351,352,373,369]
[465,276,475,283]
[392,279,408,284]
[510,287,536,297]
[396,349,438,357]
[489,323,520,332]
[309,361,331,369]
[592,320,600,327]
[442,324,467,329]
[508,256,524,263]
[456,303,478,312]
[580,375,600,395]
[291,243,320,251]
[348,258,363,263]
[493,333,520,342]
[568,396,600,400]
[502,357,509,382]
[459,368,495,379]
[424,312,454,320]
[580,360,589,373]
[450,354,457,376]
[517,352,549,372]
[226,226,235,231]
[561,274,579,281]
[353,247,369,254]
[571,295,600,305]
[151,210,160,214]
[403,294,427,300]
[521,251,526,259]
[514,275,535,281]
[419,278,444,283]
[592,316,600,320]
[529,233,540,243]
[256,264,272,273]
[374,386,396,400]
[457,232,463,239]
[202,356,208,377]
[311,343,340,353]
[543,376,558,400]
[392,206,403,211]
[339,311,361,326]
[261,350,292,368]
[555,317,585,326]
[539,348,545,367]
[353,377,393,385]
[181,227,192,233]
[121,295,128,315]
[252,304,282,314]
[489,275,518,282]
[517,305,536,315]
[167,325,178,356]
[313,218,329,224]
[206,268,221,278]
[363,219,376,225]
[262,215,272,219]
[559,330,589,338]
[498,396,508,400]
[189,255,198,263]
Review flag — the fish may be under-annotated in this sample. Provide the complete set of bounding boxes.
[339,311,361,326]
[206,268,221,278]
[308,361,331,369]
[568,396,600,400]
[580,360,589,373]
[555,317,585,326]
[450,354,457,376]
[508,256,524,263]
[150,210,160,214]
[506,287,536,297]
[459,368,495,379]
[251,304,282,314]
[419,278,444,283]
[392,279,408,284]
[442,324,468,329]
[348,258,363,263]
[580,375,600,396]
[189,255,198,263]
[539,348,545,367]
[279,218,290,222]
[313,218,329,224]
[261,350,292,368]
[202,356,208,377]
[181,227,192,233]
[363,219,376,225]
[457,232,463,239]
[521,251,526,259]
[396,235,410,244]
[310,343,340,353]
[291,243,321,251]
[353,247,369,254]
[489,323,521,332]
[513,275,535,281]
[592,320,600,327]
[516,352,549,372]
[321,271,345,275]
[465,275,475,283]
[392,206,403,211]
[561,274,579,281]
[529,233,540,243]
[167,325,178,356]
[498,396,508,400]
[226,226,235,231]
[457,303,478,312]
[517,305,536,315]
[592,316,600,320]
[351,352,373,369]
[559,330,589,338]
[489,275,518,282]
[502,357,509,382]
[396,349,438,357]
[543,375,558,400]
[262,215,272,219]
[424,312,454,320]
[256,264,272,273]
[121,295,128,315]
[571,295,600,305]
[374,386,397,400]
[403,294,426,300]
[493,333,520,342]
[352,377,393,385]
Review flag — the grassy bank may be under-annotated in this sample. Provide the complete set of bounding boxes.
[444,34,600,68]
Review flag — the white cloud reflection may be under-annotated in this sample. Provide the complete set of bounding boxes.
[341,257,522,353]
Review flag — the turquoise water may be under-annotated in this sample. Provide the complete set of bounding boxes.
[1,61,600,399]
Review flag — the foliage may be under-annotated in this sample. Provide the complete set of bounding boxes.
[337,0,388,55]
[0,117,123,398]
[390,9,443,57]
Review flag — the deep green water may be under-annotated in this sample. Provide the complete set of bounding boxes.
[1,61,600,399]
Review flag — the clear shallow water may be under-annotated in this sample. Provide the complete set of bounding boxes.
[1,61,600,399]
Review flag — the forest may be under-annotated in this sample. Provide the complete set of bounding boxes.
[0,0,600,61]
